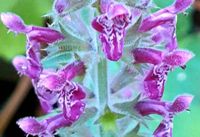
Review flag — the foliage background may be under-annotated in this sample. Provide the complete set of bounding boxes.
[0,0,200,137]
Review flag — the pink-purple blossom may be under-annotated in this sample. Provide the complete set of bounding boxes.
[92,2,132,61]
[138,0,193,51]
[132,48,194,100]
[12,43,42,79]
[2,12,87,134]
[37,61,86,120]
[135,95,193,137]
[17,113,72,136]
[1,12,64,44]
[1,1,195,136]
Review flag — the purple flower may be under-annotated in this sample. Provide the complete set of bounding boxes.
[138,10,175,33]
[17,113,72,136]
[37,61,86,121]
[138,0,193,51]
[12,43,42,79]
[135,95,193,137]
[151,21,178,51]
[138,0,193,32]
[92,3,132,61]
[1,12,64,44]
[132,48,194,100]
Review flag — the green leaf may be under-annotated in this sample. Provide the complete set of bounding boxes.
[113,95,141,116]
[117,116,140,137]
[110,65,139,94]
[41,52,72,69]
[72,107,97,128]
[125,124,142,137]
[58,12,92,41]
[125,17,142,46]
[112,95,148,128]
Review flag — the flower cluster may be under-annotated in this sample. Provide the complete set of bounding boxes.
[0,0,195,137]
[129,0,194,136]
[1,12,86,136]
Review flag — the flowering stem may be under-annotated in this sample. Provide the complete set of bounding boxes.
[97,58,108,112]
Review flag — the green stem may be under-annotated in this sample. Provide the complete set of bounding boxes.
[97,58,108,112]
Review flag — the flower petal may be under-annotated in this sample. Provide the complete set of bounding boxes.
[12,56,28,75]
[39,74,66,91]
[0,12,27,33]
[100,31,125,61]
[170,0,193,14]
[107,3,129,19]
[68,101,85,121]
[163,50,194,66]
[170,94,193,113]
[132,48,163,65]
[99,0,112,13]
[59,61,85,80]
[153,119,173,137]
[46,113,72,133]
[91,18,105,33]
[138,10,175,32]
[26,26,65,44]
[54,0,69,13]
[143,64,171,100]
[36,85,59,113]
[70,85,86,101]
[17,117,46,136]
[134,100,168,116]
[165,35,178,51]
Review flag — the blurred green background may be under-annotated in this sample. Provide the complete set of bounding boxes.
[0,0,200,137]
